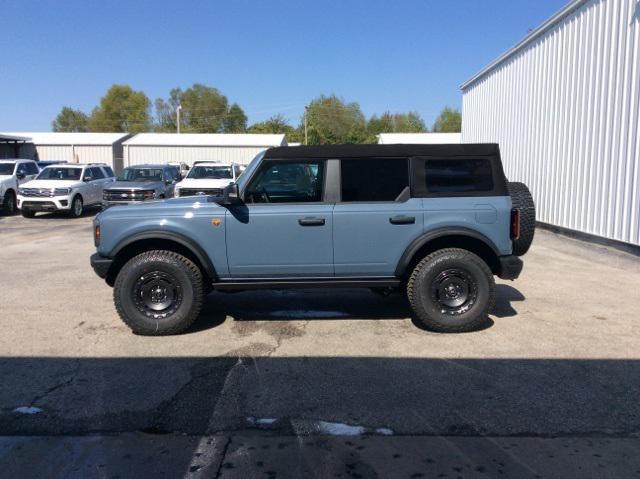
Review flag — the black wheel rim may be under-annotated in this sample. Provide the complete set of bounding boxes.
[430,268,478,315]
[133,270,183,319]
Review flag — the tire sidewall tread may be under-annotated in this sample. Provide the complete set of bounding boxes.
[114,250,205,335]
[407,248,495,333]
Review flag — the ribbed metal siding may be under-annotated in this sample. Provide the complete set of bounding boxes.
[32,145,118,169]
[462,0,640,246]
[124,146,268,167]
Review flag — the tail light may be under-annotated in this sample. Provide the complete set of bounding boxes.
[510,208,520,240]
[94,223,101,246]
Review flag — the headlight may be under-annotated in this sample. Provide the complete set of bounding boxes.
[17,187,24,195]
[53,188,72,196]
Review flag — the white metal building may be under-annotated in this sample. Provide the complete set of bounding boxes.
[461,0,640,247]
[123,133,287,167]
[1,132,131,172]
[377,133,461,144]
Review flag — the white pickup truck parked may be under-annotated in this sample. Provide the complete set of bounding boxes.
[0,159,39,214]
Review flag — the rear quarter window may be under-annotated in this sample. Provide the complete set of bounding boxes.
[425,158,493,193]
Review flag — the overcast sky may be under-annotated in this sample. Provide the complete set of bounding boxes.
[1,0,568,131]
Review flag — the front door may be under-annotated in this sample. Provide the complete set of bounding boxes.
[225,159,333,278]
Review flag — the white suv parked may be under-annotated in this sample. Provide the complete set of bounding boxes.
[17,163,115,218]
[174,161,241,197]
[0,159,39,214]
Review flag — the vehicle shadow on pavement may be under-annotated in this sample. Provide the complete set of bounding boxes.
[0,356,638,478]
[188,285,525,334]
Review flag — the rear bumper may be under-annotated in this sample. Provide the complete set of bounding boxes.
[90,253,113,279]
[497,255,523,280]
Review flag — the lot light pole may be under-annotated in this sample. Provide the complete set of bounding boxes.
[177,104,182,134]
[304,106,308,145]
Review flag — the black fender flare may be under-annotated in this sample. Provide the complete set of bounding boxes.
[109,230,217,280]
[394,227,501,277]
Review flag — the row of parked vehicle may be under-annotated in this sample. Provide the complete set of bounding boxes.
[0,159,242,217]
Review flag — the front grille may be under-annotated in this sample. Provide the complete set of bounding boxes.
[21,188,53,198]
[179,188,222,197]
[104,189,147,201]
[22,201,56,209]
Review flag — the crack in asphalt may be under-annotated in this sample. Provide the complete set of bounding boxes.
[213,436,232,479]
[30,360,80,407]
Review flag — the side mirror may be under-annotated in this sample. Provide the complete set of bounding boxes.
[84,176,93,182]
[221,183,241,206]
[16,172,25,180]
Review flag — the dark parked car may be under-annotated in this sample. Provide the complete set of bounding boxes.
[102,164,181,207]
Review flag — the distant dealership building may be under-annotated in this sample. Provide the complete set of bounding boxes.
[461,0,640,247]
[123,133,287,167]
[378,133,461,144]
[1,132,131,172]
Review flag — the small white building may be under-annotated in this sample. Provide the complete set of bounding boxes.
[1,132,131,172]
[123,133,287,167]
[461,0,640,247]
[377,133,461,144]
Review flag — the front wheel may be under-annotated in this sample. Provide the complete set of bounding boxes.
[407,248,495,333]
[113,250,205,335]
[2,190,16,214]
[69,195,83,218]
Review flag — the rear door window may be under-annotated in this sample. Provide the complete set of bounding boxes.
[340,158,408,202]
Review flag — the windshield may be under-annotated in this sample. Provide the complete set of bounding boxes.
[187,165,232,180]
[37,167,82,181]
[0,163,15,175]
[236,151,265,191]
[117,168,163,182]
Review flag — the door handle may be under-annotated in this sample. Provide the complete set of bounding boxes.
[389,215,415,225]
[298,217,325,226]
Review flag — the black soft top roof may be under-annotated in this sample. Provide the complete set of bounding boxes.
[264,143,499,159]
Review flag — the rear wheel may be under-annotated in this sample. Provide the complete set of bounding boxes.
[407,248,494,333]
[114,250,205,335]
[2,190,16,214]
[69,195,83,218]
[508,182,535,256]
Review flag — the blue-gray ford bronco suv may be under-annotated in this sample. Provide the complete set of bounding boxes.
[90,144,535,335]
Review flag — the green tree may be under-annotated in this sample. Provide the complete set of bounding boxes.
[223,103,248,133]
[366,111,427,142]
[52,107,89,132]
[155,84,248,133]
[248,114,303,142]
[432,107,462,133]
[303,95,367,144]
[88,85,151,133]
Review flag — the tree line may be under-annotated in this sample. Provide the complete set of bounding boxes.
[52,83,461,144]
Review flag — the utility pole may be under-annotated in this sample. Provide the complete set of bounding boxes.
[176,104,182,134]
[304,106,308,145]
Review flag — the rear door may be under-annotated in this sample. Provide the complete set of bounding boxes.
[333,157,424,276]
[225,158,334,277]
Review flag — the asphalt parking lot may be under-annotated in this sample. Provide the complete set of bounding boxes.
[1,211,639,478]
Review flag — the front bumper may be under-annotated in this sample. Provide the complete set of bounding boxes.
[90,253,113,279]
[497,255,523,280]
[18,195,71,211]
[102,200,147,208]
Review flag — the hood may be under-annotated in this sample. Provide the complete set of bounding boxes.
[97,195,227,219]
[20,179,80,189]
[176,178,233,189]
[106,181,164,190]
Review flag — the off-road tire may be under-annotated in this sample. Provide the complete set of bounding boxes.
[508,182,535,256]
[114,250,205,335]
[69,195,83,218]
[407,248,495,333]
[2,190,16,215]
[21,209,36,218]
